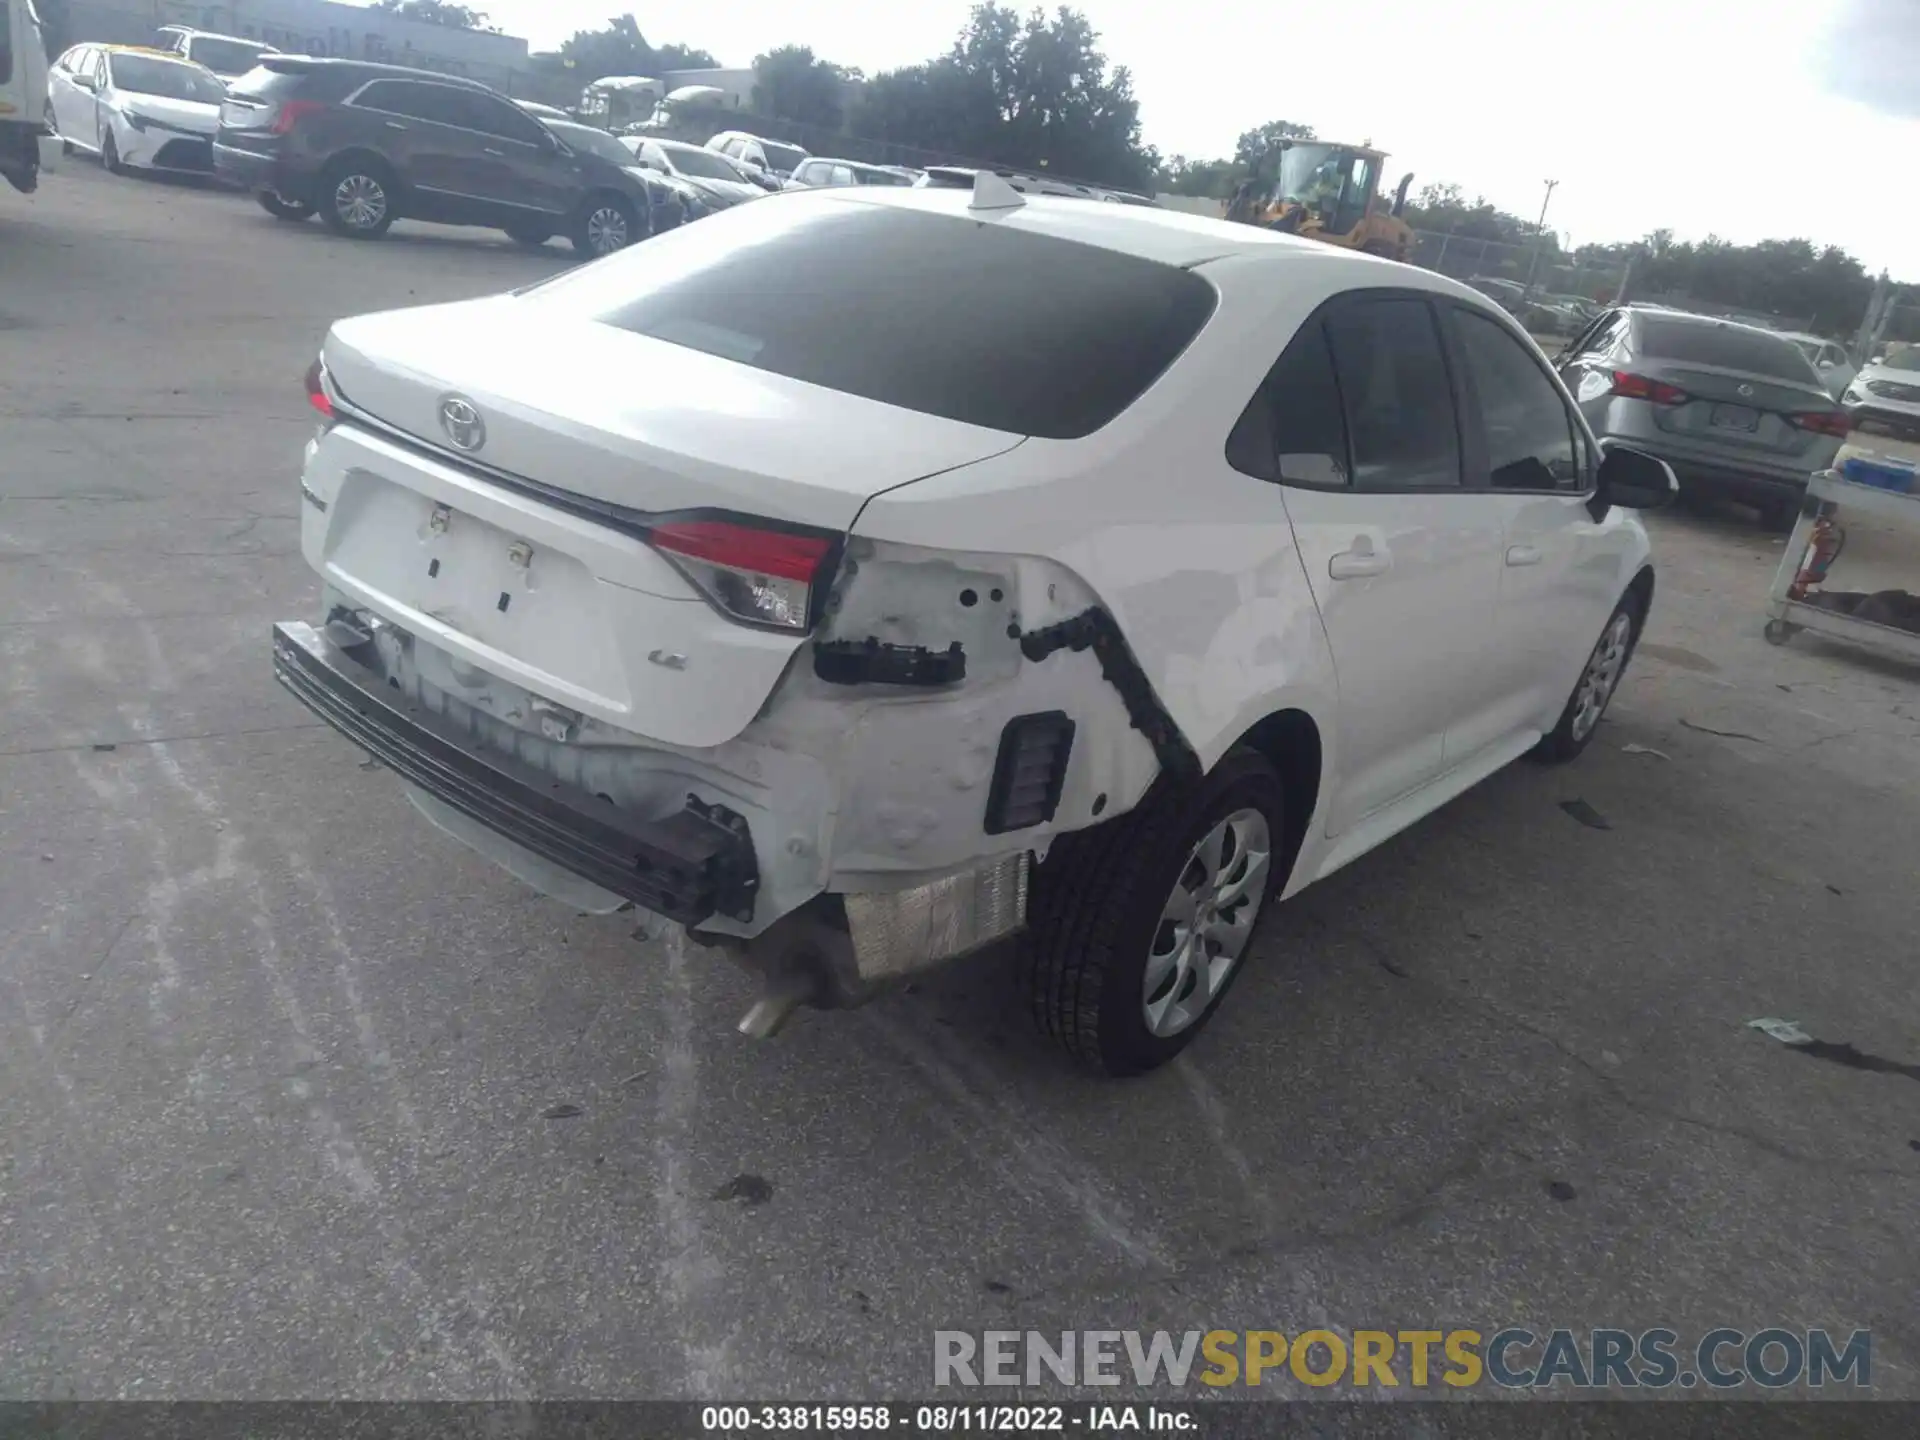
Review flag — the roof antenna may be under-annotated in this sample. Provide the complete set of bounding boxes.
[969,170,1027,212]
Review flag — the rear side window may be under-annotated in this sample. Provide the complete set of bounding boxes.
[1452,310,1582,491]
[1638,317,1820,385]
[1323,298,1462,490]
[1227,322,1350,487]
[554,203,1217,439]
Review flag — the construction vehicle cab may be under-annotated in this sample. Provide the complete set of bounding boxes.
[1225,139,1415,262]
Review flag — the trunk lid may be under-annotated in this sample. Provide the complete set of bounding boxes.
[308,297,1020,748]
[1637,359,1839,458]
[323,296,1020,531]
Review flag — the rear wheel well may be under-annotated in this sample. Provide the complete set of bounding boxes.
[1226,709,1321,894]
[323,149,402,191]
[1625,564,1655,628]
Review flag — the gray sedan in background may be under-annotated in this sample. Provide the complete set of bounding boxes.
[1554,307,1849,528]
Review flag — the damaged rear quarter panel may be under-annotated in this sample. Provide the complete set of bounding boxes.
[746,539,1163,883]
[844,258,1344,880]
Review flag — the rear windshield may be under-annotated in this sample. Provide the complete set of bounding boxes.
[227,64,309,102]
[1639,317,1819,384]
[191,37,265,74]
[530,200,1217,439]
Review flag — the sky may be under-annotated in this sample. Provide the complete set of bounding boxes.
[452,0,1918,275]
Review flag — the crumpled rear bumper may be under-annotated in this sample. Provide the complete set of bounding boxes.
[271,620,761,927]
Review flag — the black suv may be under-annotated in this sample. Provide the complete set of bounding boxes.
[214,58,668,256]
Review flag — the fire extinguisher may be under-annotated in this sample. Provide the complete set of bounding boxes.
[1788,515,1846,600]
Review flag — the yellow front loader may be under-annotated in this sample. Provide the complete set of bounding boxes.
[1224,140,1415,263]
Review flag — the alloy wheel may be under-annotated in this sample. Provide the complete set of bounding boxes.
[334,173,388,231]
[1142,808,1272,1038]
[1571,611,1633,742]
[585,205,629,255]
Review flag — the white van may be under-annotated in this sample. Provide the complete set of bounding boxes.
[0,0,49,193]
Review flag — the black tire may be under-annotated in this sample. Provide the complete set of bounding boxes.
[1531,591,1645,763]
[1023,748,1287,1076]
[100,129,123,176]
[1759,495,1802,533]
[318,156,398,239]
[257,190,315,222]
[571,192,640,258]
[505,221,553,248]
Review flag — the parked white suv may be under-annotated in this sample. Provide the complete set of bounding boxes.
[276,178,1674,1074]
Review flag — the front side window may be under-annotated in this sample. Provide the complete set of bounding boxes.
[1453,310,1582,491]
[1323,297,1463,490]
[531,202,1218,439]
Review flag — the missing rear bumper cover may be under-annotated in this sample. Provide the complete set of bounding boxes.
[271,621,759,926]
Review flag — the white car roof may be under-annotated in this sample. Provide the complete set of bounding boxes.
[818,185,1473,297]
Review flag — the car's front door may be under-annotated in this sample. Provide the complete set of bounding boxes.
[51,46,95,144]
[1249,291,1507,833]
[1441,301,1618,758]
[444,89,576,225]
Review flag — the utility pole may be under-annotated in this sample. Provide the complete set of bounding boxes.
[1851,271,1892,365]
[1522,179,1559,302]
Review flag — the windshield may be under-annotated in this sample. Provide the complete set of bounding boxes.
[662,146,744,181]
[550,122,632,166]
[190,37,265,74]
[761,141,807,173]
[1880,343,1920,373]
[110,54,225,103]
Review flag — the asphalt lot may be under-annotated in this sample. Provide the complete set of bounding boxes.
[3,156,1918,1404]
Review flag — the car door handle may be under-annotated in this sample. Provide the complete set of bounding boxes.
[1328,543,1390,580]
[1505,545,1543,567]
[484,146,506,156]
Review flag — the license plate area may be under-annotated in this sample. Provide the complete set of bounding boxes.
[1710,403,1760,432]
[324,468,611,687]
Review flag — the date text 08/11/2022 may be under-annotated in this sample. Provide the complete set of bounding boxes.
[700,1404,1193,1432]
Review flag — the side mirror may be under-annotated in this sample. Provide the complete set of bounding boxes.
[1592,443,1678,516]
[76,74,99,92]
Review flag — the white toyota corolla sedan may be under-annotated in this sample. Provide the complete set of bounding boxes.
[45,45,225,177]
[276,176,1675,1075]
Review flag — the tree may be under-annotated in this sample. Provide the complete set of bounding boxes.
[752,46,848,130]
[851,4,1154,189]
[372,0,496,30]
[554,15,716,85]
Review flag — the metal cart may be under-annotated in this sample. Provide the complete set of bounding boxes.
[1764,462,1920,662]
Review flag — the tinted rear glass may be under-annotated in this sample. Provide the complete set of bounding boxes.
[1639,317,1820,384]
[761,141,807,172]
[536,201,1217,438]
[229,65,314,102]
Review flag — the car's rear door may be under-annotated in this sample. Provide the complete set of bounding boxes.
[1442,299,1619,754]
[1256,290,1507,833]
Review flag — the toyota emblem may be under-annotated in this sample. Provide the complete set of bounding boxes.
[1737,383,1755,398]
[439,395,486,452]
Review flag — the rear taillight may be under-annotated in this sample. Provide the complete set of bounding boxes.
[304,357,334,419]
[1789,410,1851,438]
[1611,371,1690,406]
[646,518,836,632]
[272,99,328,135]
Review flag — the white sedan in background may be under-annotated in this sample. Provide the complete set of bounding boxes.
[45,44,224,177]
